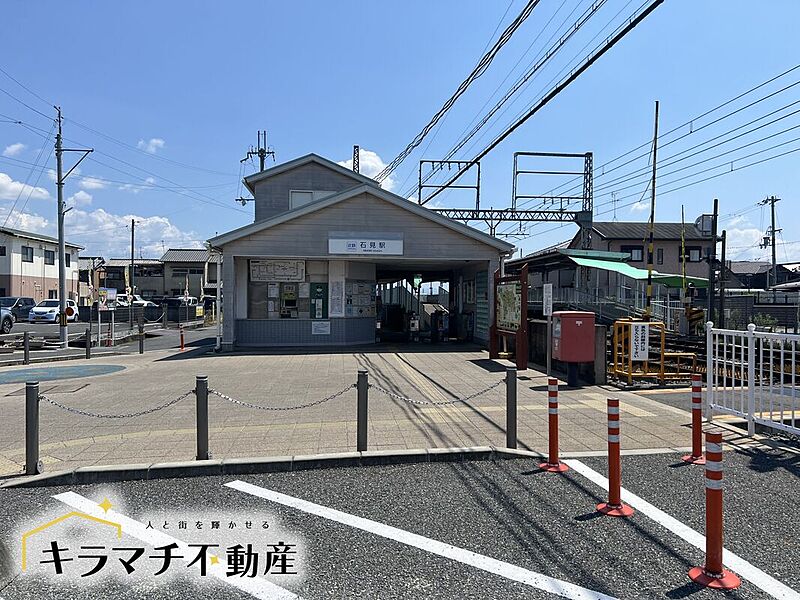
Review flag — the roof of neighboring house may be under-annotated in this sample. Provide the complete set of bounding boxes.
[78,256,105,270]
[208,184,515,253]
[103,258,163,268]
[590,221,710,241]
[0,225,83,249]
[727,261,773,275]
[160,248,210,263]
[242,153,379,195]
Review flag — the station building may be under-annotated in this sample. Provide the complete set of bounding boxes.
[209,154,514,349]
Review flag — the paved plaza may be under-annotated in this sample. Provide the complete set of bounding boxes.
[0,343,715,479]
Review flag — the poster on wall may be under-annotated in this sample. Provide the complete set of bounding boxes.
[496,282,521,332]
[299,283,310,298]
[250,260,306,282]
[311,321,331,335]
[330,281,345,317]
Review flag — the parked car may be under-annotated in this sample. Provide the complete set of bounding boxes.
[0,307,14,333]
[0,296,35,321]
[163,296,198,307]
[29,299,79,323]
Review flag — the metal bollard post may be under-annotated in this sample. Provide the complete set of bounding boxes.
[597,398,634,517]
[23,331,30,365]
[688,432,741,589]
[138,324,145,354]
[357,370,368,452]
[539,377,569,472]
[682,374,705,464]
[25,381,43,475]
[195,375,210,460]
[180,325,185,351]
[85,327,91,359]
[162,310,168,329]
[505,367,517,449]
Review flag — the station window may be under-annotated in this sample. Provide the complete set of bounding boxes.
[621,245,643,262]
[0,245,5,256]
[289,190,336,210]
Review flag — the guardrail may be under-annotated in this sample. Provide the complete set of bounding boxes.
[706,321,799,437]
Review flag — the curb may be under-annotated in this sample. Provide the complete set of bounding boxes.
[2,446,539,488]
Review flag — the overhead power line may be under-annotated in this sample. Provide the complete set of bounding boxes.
[375,0,544,182]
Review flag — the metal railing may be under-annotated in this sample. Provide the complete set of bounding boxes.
[706,321,799,437]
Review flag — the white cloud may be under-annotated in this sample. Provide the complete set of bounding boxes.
[338,149,396,192]
[0,172,50,201]
[0,207,49,231]
[64,208,201,256]
[79,176,106,190]
[2,143,26,157]
[629,201,648,213]
[137,138,165,154]
[118,176,157,194]
[67,190,93,207]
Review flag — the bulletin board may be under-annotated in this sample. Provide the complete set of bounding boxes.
[345,280,376,318]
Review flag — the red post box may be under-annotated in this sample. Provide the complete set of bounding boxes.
[552,311,596,382]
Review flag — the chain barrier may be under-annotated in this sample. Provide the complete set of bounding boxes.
[369,379,504,406]
[142,311,166,324]
[39,390,195,419]
[208,384,356,411]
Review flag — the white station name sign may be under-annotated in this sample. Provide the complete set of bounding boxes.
[328,233,403,255]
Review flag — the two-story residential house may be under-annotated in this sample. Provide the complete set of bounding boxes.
[569,221,715,278]
[0,226,82,301]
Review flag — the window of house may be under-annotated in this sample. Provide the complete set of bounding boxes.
[48,290,57,299]
[172,268,188,276]
[65,253,71,267]
[0,246,5,256]
[0,288,5,297]
[289,190,336,210]
[21,246,33,262]
[621,245,644,262]
[45,250,55,265]
[686,246,702,262]
[656,248,663,265]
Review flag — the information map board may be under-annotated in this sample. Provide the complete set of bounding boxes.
[496,282,522,332]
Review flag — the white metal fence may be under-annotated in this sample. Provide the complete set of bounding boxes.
[706,321,799,436]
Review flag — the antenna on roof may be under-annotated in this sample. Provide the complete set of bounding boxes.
[352,145,359,173]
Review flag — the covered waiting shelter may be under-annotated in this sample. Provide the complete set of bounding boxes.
[568,256,709,288]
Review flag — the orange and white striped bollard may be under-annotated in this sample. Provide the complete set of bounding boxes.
[682,373,706,464]
[539,377,568,473]
[597,398,634,517]
[688,431,741,589]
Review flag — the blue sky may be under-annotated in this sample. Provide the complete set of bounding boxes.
[1,1,799,262]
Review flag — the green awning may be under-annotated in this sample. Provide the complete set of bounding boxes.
[568,256,708,288]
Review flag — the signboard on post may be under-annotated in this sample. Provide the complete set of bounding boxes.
[98,288,116,312]
[543,283,553,317]
[631,323,650,361]
[496,282,522,332]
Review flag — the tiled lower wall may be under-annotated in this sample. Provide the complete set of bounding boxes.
[235,317,375,346]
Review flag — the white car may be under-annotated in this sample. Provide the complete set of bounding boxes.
[29,299,79,323]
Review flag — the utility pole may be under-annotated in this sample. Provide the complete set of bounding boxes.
[54,107,93,348]
[759,196,781,296]
[130,218,136,327]
[719,230,727,328]
[644,101,658,322]
[707,198,719,323]
[242,130,275,173]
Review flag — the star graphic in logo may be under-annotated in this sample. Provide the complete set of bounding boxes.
[98,498,113,513]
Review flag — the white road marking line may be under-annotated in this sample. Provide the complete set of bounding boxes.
[53,491,302,600]
[225,480,617,600]
[564,459,800,600]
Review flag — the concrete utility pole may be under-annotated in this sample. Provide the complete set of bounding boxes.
[707,198,719,323]
[130,218,136,327]
[54,107,92,348]
[759,196,781,295]
[644,100,659,322]
[719,230,727,329]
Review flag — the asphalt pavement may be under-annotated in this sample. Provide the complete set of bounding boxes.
[1,449,796,599]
